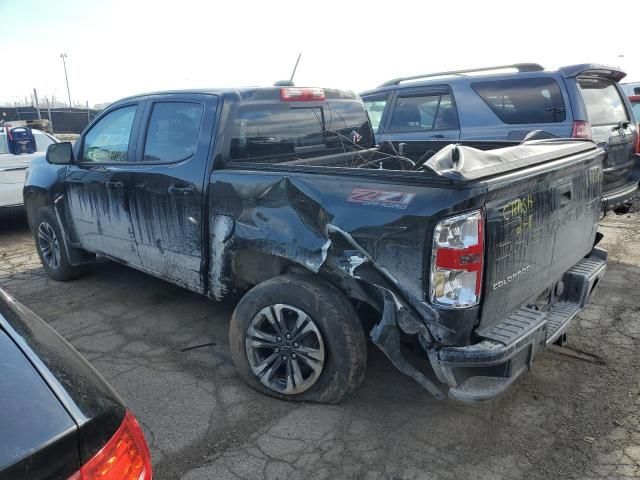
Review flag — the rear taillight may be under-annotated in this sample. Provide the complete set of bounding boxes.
[69,411,152,480]
[634,125,640,155]
[430,210,484,308]
[280,87,325,101]
[571,120,592,140]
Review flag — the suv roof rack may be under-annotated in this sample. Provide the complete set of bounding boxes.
[378,63,545,87]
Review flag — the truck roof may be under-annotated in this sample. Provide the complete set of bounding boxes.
[112,86,359,105]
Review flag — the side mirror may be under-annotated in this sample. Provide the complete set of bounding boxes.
[46,142,73,165]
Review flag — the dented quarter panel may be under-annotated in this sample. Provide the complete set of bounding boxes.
[207,169,487,343]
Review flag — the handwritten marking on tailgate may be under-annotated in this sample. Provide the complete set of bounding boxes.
[347,188,415,210]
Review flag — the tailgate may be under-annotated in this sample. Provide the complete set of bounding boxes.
[479,146,604,330]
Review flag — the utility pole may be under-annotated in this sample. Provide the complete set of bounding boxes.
[60,53,72,112]
[86,100,90,125]
[14,102,20,120]
[47,98,53,132]
[33,88,42,120]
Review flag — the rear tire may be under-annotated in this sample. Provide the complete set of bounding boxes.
[33,207,92,281]
[229,273,367,404]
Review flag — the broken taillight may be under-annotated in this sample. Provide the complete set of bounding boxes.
[68,411,152,480]
[571,120,592,140]
[280,87,325,101]
[430,210,484,308]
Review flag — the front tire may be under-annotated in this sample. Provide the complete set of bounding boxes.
[229,273,367,404]
[33,207,92,281]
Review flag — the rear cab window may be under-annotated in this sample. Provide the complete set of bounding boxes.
[229,100,373,163]
[578,78,629,126]
[472,77,566,124]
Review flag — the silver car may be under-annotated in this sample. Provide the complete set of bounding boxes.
[0,129,58,209]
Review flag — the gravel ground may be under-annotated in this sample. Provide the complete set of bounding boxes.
[1,204,639,480]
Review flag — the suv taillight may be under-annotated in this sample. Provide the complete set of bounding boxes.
[68,411,152,480]
[571,120,592,140]
[430,210,484,308]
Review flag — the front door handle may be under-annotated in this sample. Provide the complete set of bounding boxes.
[105,180,124,189]
[168,185,194,196]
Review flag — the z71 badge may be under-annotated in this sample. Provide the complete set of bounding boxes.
[347,188,415,210]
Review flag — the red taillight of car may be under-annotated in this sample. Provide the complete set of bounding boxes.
[68,411,152,480]
[571,120,592,140]
[634,126,640,155]
[280,87,325,101]
[430,210,484,308]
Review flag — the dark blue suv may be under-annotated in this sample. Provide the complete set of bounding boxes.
[361,63,640,213]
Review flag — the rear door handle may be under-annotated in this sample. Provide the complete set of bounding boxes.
[553,183,573,210]
[168,185,194,196]
[105,180,124,189]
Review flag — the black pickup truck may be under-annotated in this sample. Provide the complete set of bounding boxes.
[24,86,607,403]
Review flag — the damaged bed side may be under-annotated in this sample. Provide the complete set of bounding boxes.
[206,168,486,401]
[206,139,606,401]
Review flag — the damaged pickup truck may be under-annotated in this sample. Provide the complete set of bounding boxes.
[24,86,607,403]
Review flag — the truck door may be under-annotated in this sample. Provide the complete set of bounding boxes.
[127,94,218,291]
[376,87,460,162]
[66,103,142,265]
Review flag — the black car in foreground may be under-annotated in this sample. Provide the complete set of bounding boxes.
[0,287,152,480]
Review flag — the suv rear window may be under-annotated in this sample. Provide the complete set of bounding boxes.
[472,77,566,124]
[578,79,629,126]
[229,101,372,161]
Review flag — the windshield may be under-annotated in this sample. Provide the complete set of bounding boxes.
[34,132,55,152]
[0,131,55,154]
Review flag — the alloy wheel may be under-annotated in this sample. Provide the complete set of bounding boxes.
[38,221,61,270]
[245,303,325,395]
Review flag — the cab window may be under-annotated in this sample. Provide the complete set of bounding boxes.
[82,106,137,163]
[389,93,458,132]
[142,102,203,163]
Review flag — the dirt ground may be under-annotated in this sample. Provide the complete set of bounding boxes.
[1,204,639,480]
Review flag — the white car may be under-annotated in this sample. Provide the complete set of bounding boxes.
[0,128,58,208]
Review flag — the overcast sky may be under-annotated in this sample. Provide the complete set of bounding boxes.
[1,0,637,107]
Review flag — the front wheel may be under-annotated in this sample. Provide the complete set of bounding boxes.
[33,208,92,281]
[229,273,367,404]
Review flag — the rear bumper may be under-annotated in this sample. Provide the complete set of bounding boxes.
[602,181,638,212]
[428,247,607,403]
